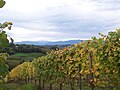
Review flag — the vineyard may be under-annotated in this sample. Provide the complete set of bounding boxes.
[0,0,120,90]
[3,29,120,90]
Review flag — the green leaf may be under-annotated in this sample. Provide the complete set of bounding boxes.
[6,22,13,25]
[0,53,9,77]
[0,31,9,48]
[0,0,6,8]
[0,23,8,28]
[0,63,9,77]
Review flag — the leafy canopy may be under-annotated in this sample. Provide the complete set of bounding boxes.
[0,0,13,79]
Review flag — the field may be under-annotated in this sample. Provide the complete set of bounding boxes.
[8,52,45,61]
[7,52,46,70]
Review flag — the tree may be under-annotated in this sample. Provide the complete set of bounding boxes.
[0,0,13,80]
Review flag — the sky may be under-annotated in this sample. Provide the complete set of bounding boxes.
[0,0,120,42]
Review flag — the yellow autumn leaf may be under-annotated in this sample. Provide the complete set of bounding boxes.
[94,78,97,82]
[95,71,100,76]
[82,63,86,66]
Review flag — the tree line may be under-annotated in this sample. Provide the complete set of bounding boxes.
[0,43,50,55]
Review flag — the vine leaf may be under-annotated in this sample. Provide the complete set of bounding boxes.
[0,31,9,48]
[0,0,6,8]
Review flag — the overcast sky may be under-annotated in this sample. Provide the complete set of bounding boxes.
[0,0,120,42]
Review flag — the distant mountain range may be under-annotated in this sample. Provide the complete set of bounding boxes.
[15,40,83,45]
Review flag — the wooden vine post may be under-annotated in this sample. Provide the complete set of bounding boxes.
[88,50,94,90]
[78,64,82,90]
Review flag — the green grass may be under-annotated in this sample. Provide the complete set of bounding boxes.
[8,52,45,61]
[1,82,117,90]
[7,60,20,65]
[2,83,36,90]
[2,83,22,90]
[6,60,20,70]
[10,52,44,57]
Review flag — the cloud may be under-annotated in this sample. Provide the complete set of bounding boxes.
[0,0,120,42]
[6,27,61,41]
[91,0,120,11]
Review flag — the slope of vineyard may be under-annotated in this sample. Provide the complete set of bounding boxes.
[5,29,120,90]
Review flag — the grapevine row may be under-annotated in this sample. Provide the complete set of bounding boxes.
[5,29,120,90]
